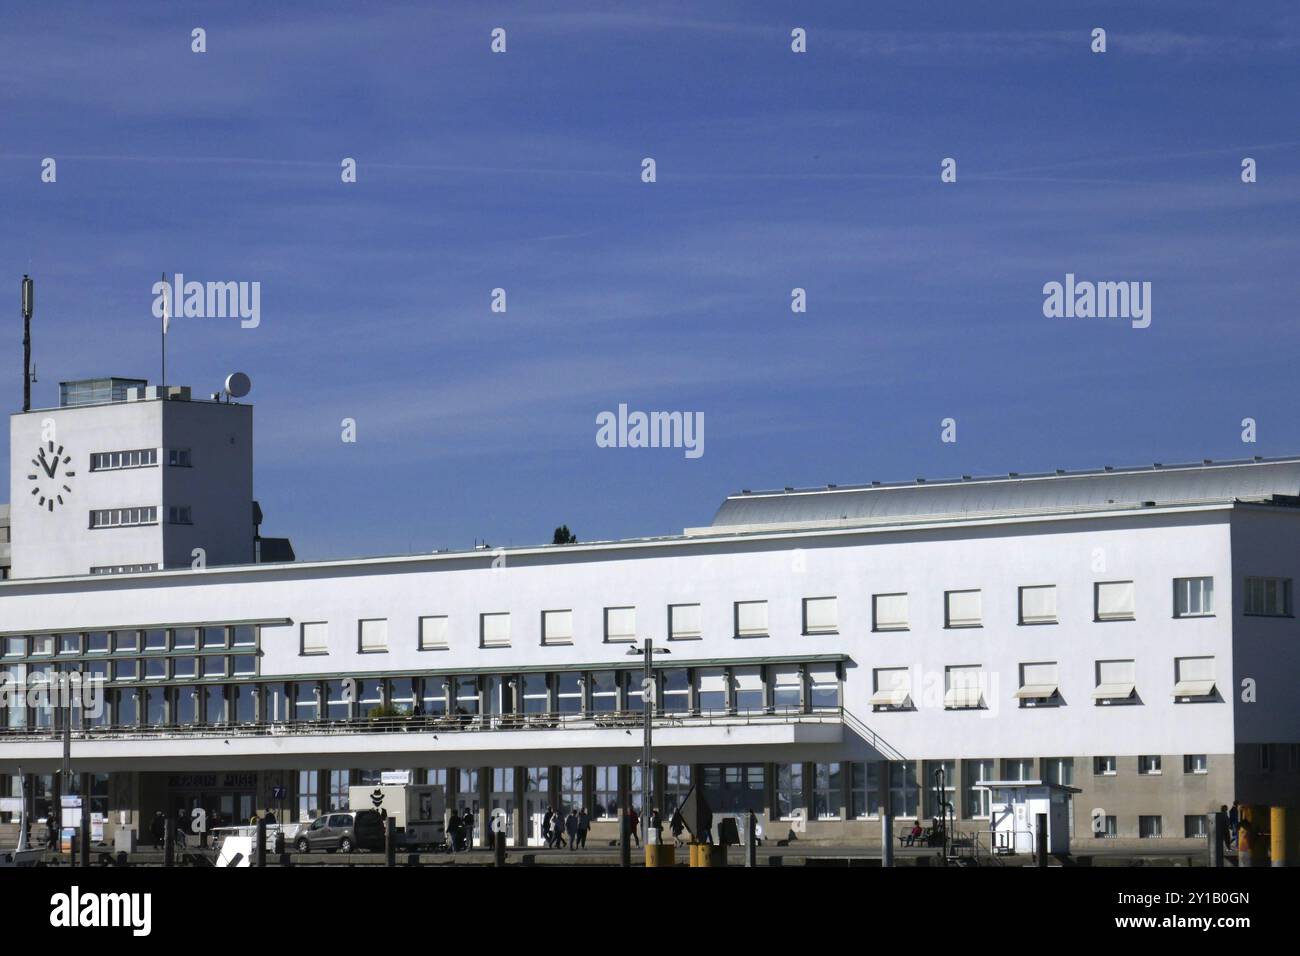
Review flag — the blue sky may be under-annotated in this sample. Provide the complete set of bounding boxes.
[3,1,1299,559]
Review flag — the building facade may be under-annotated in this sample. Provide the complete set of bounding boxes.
[1,390,1298,847]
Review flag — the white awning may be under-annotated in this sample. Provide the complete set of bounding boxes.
[1173,680,1217,698]
[1014,683,1059,700]
[944,685,982,708]
[1092,682,1135,700]
[869,686,911,708]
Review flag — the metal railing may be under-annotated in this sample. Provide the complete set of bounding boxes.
[0,705,848,743]
[839,708,907,762]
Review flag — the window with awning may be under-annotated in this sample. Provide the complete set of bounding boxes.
[802,597,838,635]
[1174,656,1217,699]
[669,603,702,640]
[869,667,911,709]
[1093,659,1136,702]
[1015,661,1060,702]
[944,665,983,709]
[872,593,908,631]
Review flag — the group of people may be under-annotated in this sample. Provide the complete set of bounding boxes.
[541,806,591,849]
[445,807,477,852]
[537,805,690,849]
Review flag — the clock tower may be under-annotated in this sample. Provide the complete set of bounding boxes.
[7,378,256,578]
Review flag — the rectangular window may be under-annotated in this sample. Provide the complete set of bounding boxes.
[1019,585,1057,625]
[542,609,573,646]
[301,622,328,655]
[661,669,690,713]
[802,597,838,635]
[419,616,448,650]
[172,657,196,679]
[143,629,167,651]
[1093,756,1117,776]
[31,634,54,656]
[814,763,842,820]
[1001,758,1034,782]
[668,604,702,641]
[697,668,727,713]
[1174,576,1213,617]
[944,665,983,710]
[850,762,881,819]
[964,759,995,818]
[870,667,911,711]
[145,657,168,680]
[2,637,25,657]
[202,656,227,677]
[172,628,197,650]
[872,593,908,632]
[58,633,80,655]
[1016,661,1060,706]
[889,762,920,819]
[559,767,583,815]
[603,606,636,643]
[1185,815,1207,839]
[1174,656,1217,700]
[86,632,110,654]
[1099,815,1117,838]
[167,506,192,525]
[298,771,320,822]
[480,612,510,648]
[732,667,763,712]
[1093,659,1136,704]
[1139,815,1163,838]
[89,506,158,528]
[520,673,548,715]
[808,663,840,709]
[233,655,256,677]
[359,619,388,653]
[590,671,619,713]
[202,626,226,649]
[90,448,158,471]
[734,600,768,638]
[114,659,138,681]
[168,448,192,467]
[1184,754,1208,774]
[777,763,804,820]
[771,665,802,712]
[924,760,957,819]
[1095,581,1136,621]
[945,589,982,628]
[1244,577,1292,616]
[555,672,582,714]
[1138,755,1162,775]
[593,767,618,820]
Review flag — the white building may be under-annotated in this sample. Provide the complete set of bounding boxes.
[1,386,1298,848]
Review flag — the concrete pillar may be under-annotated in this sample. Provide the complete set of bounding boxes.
[477,766,489,849]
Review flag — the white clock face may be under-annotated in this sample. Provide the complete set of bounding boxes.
[28,440,75,512]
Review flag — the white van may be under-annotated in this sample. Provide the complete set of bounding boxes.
[347,783,446,849]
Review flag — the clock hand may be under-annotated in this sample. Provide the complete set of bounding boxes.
[39,451,59,479]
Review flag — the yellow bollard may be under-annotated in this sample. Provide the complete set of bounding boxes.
[1240,805,1272,868]
[688,842,714,867]
[644,844,674,867]
[1271,807,1288,868]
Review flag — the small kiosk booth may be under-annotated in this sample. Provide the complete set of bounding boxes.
[980,780,1080,857]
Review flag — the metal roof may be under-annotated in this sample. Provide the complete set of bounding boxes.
[709,456,1300,530]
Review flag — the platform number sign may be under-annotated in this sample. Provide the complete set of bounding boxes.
[271,786,286,800]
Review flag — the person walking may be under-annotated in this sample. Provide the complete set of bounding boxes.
[628,806,641,847]
[542,806,555,848]
[446,810,462,854]
[577,808,590,849]
[461,808,475,850]
[150,811,165,850]
[565,808,579,851]
[649,807,662,846]
[1228,802,1240,849]
[670,809,686,848]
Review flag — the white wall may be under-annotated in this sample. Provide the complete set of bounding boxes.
[0,506,1243,762]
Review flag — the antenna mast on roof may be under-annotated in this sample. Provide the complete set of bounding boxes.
[21,275,34,412]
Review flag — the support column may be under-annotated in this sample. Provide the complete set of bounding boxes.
[477,766,489,849]
[511,766,526,848]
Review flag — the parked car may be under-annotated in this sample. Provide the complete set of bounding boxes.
[294,810,385,853]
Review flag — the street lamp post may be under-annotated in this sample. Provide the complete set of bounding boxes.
[627,639,670,847]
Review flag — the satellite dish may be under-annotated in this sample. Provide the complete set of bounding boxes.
[224,372,251,398]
